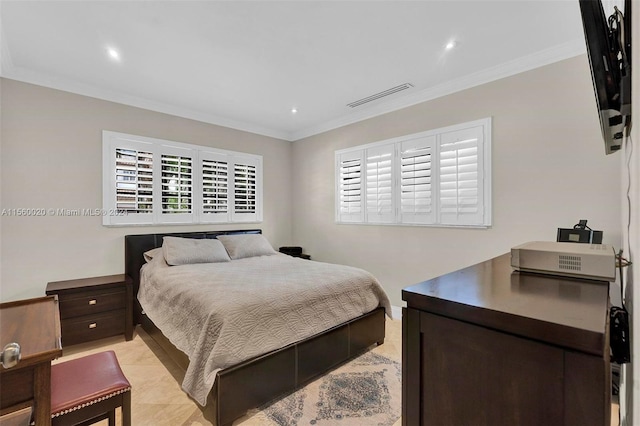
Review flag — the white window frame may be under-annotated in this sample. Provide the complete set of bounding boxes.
[103,131,263,226]
[335,117,492,228]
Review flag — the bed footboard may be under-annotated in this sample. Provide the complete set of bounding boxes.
[142,307,385,426]
[212,307,385,426]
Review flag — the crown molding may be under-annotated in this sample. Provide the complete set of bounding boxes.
[290,38,586,141]
[0,64,293,141]
[1,38,585,143]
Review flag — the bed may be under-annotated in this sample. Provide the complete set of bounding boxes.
[124,229,390,426]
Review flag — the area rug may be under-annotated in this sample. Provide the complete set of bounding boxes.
[260,351,401,426]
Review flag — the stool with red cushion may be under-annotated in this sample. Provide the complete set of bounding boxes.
[51,350,131,426]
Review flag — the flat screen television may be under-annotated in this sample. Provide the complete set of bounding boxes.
[579,0,631,154]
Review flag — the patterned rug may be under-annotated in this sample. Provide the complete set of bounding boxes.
[260,352,401,426]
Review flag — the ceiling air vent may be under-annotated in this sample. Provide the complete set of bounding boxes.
[347,83,414,108]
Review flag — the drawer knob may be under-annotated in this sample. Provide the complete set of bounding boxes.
[88,323,97,329]
[88,299,97,305]
[1,343,21,369]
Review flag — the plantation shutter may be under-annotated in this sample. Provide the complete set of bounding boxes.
[159,147,193,223]
[115,148,154,214]
[234,163,256,213]
[103,131,263,226]
[438,125,484,225]
[365,144,395,223]
[200,152,229,222]
[399,136,435,224]
[333,117,490,227]
[336,150,364,222]
[104,133,156,225]
[231,156,261,222]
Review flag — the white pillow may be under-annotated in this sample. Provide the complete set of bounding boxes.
[143,247,163,262]
[162,236,231,266]
[217,234,277,260]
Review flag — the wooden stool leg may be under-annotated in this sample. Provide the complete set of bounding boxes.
[122,391,132,426]
[108,410,116,426]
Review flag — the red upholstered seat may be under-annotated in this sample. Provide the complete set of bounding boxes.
[51,350,131,426]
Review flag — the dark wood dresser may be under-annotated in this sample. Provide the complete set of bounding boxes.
[46,274,133,347]
[402,253,611,426]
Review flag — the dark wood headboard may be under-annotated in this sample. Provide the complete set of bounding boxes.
[124,229,261,324]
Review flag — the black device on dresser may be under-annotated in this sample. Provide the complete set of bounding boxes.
[46,274,133,347]
[557,219,603,244]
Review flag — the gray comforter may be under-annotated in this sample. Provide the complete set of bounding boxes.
[138,251,391,406]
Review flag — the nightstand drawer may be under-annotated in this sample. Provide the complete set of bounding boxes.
[58,288,126,319]
[60,309,126,346]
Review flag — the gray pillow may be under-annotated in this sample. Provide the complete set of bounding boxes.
[217,234,277,260]
[162,236,231,266]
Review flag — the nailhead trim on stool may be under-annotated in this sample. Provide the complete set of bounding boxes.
[51,388,131,418]
[51,350,131,426]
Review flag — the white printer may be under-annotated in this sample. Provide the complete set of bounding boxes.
[511,241,616,282]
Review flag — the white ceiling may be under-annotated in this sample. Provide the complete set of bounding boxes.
[0,1,587,141]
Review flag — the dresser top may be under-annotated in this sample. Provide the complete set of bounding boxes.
[402,253,610,355]
[46,274,131,293]
[0,296,62,368]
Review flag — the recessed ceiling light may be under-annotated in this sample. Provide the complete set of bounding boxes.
[107,47,120,61]
[291,108,298,114]
[445,40,457,50]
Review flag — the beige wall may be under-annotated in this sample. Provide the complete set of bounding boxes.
[292,55,622,307]
[0,79,293,302]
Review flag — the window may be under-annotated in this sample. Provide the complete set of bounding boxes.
[232,156,261,222]
[201,155,229,220]
[115,147,153,214]
[335,118,491,227]
[399,136,435,225]
[365,144,395,223]
[160,148,193,224]
[337,150,364,223]
[439,126,485,226]
[103,131,262,226]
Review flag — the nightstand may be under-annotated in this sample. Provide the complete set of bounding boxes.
[279,246,311,260]
[46,274,133,347]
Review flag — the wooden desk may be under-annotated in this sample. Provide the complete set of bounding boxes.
[0,296,62,426]
[402,253,611,426]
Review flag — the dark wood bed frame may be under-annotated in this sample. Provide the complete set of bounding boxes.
[124,229,386,426]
